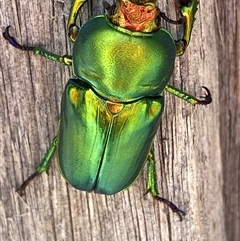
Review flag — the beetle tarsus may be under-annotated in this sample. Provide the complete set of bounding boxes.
[177,0,192,8]
[154,196,186,221]
[3,26,34,51]
[159,11,185,25]
[16,172,39,196]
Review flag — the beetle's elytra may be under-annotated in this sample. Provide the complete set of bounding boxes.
[3,0,212,220]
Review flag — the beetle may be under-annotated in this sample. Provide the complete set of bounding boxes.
[3,0,211,220]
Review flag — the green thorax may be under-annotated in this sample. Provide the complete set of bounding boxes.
[73,15,176,102]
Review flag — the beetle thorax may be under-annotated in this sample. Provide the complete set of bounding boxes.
[110,0,159,32]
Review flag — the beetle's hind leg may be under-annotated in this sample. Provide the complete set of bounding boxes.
[16,137,58,196]
[146,148,185,221]
[3,26,72,66]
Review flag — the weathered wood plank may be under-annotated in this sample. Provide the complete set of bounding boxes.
[0,0,238,240]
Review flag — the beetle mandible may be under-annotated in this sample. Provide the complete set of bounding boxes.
[3,0,212,220]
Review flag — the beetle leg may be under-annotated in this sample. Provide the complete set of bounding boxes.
[174,0,199,56]
[165,84,212,105]
[3,26,72,66]
[68,0,87,42]
[16,137,58,196]
[146,149,186,221]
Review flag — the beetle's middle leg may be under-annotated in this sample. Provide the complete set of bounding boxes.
[16,137,58,195]
[3,26,72,66]
[146,148,186,221]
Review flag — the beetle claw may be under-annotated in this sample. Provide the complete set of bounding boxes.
[159,11,184,25]
[177,0,192,8]
[16,172,39,196]
[3,26,34,51]
[160,0,195,25]
[196,86,212,105]
[154,196,186,221]
[144,189,150,196]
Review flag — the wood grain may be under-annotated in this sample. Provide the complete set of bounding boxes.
[0,0,238,240]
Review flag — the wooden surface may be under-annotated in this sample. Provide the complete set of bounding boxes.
[0,0,239,240]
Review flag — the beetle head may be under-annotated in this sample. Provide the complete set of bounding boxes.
[110,0,159,32]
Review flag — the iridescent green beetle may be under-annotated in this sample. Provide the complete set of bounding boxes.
[3,0,211,220]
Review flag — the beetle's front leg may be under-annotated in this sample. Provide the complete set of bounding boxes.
[146,148,186,221]
[68,0,87,42]
[3,27,72,66]
[16,137,58,195]
[165,84,212,105]
[175,0,199,56]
